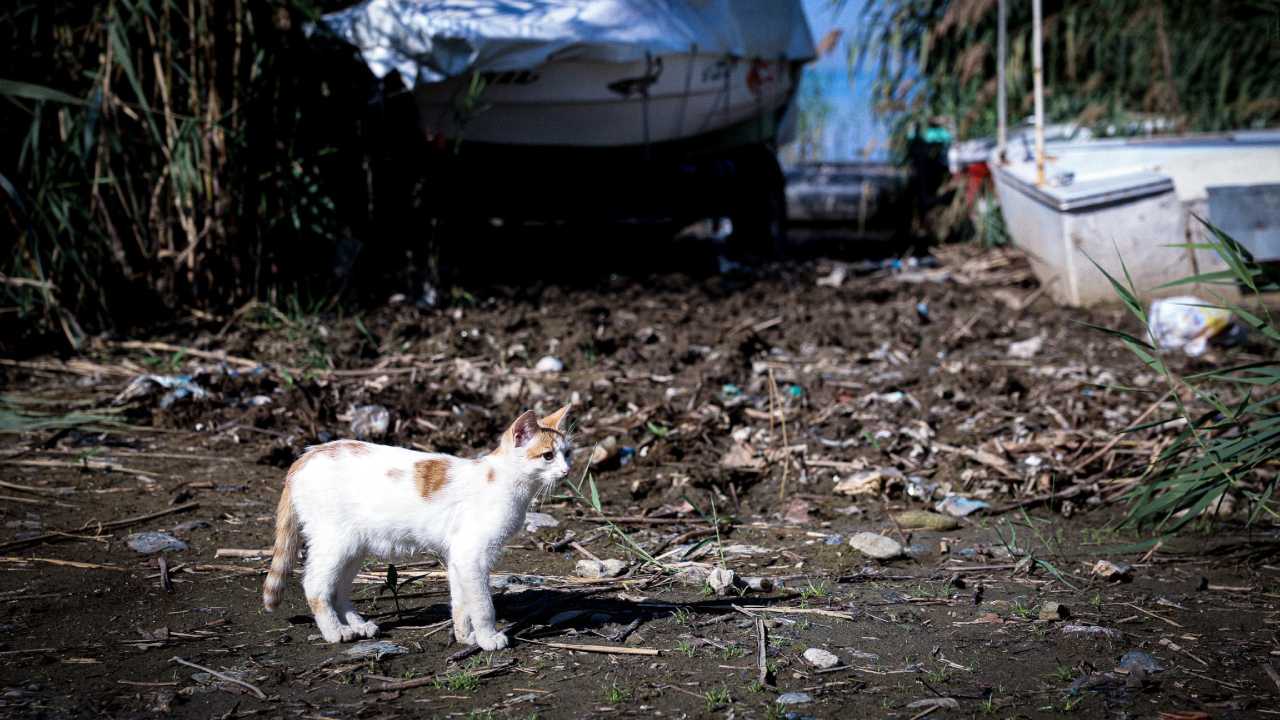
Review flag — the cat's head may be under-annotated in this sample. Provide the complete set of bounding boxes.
[498,403,573,489]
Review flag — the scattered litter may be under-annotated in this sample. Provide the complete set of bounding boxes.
[706,567,736,595]
[575,558,627,579]
[823,534,845,546]
[816,264,847,288]
[802,648,841,669]
[114,374,208,409]
[344,640,406,660]
[127,532,189,554]
[247,394,272,407]
[1148,295,1242,356]
[1091,560,1133,582]
[590,436,619,466]
[742,577,775,592]
[892,510,959,531]
[834,467,901,496]
[524,512,559,532]
[1118,649,1163,673]
[776,692,813,706]
[906,476,940,501]
[534,355,565,373]
[935,495,990,517]
[720,383,742,399]
[1061,624,1122,641]
[1039,601,1068,621]
[848,532,904,560]
[348,404,390,439]
[1007,334,1045,359]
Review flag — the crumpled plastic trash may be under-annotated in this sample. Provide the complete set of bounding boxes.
[1148,295,1244,357]
[348,404,390,439]
[935,495,991,517]
[114,374,208,409]
[344,640,407,660]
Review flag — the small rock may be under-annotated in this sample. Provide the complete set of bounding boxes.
[1118,649,1163,673]
[906,697,960,710]
[534,356,564,373]
[1091,560,1133,582]
[783,498,813,525]
[720,441,765,472]
[575,558,627,579]
[127,532,188,554]
[848,532,904,560]
[1061,623,1122,641]
[170,520,210,535]
[349,404,390,439]
[776,692,812,706]
[892,510,960,531]
[1039,601,1068,621]
[802,648,840,669]
[548,610,589,626]
[344,640,406,660]
[1008,334,1044,359]
[523,512,559,532]
[706,567,736,595]
[935,495,991,517]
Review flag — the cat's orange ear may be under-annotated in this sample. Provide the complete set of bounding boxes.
[506,410,540,448]
[540,404,571,432]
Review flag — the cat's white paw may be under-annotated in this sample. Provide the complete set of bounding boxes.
[474,630,508,651]
[353,621,380,639]
[318,625,353,644]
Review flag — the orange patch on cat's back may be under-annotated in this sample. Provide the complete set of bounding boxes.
[485,468,496,482]
[523,431,557,461]
[414,459,451,499]
[322,440,371,457]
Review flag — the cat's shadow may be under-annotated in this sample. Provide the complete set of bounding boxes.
[362,587,812,645]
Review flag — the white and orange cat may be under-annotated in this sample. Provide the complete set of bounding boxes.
[262,405,572,649]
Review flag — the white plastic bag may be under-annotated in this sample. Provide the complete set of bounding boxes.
[1147,296,1239,356]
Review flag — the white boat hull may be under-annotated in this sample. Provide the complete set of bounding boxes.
[414,54,799,147]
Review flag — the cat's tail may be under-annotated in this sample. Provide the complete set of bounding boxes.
[262,481,299,611]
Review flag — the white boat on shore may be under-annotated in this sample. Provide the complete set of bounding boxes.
[990,130,1280,306]
[324,0,815,148]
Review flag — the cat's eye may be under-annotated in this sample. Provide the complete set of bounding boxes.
[541,451,555,462]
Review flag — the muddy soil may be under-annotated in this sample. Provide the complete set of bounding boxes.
[1,245,1278,719]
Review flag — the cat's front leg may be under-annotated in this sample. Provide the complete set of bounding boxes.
[449,554,506,651]
[447,563,474,645]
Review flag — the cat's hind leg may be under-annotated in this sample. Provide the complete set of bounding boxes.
[303,541,358,643]
[335,556,379,639]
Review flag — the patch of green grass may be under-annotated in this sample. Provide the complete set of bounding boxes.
[746,680,766,693]
[979,695,997,714]
[675,639,697,657]
[671,607,694,626]
[1050,665,1075,683]
[798,581,829,601]
[1010,599,1035,620]
[604,682,632,704]
[704,685,731,711]
[925,667,950,684]
[434,671,479,692]
[719,644,748,660]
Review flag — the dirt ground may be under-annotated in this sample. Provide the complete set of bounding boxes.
[2,243,1278,719]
